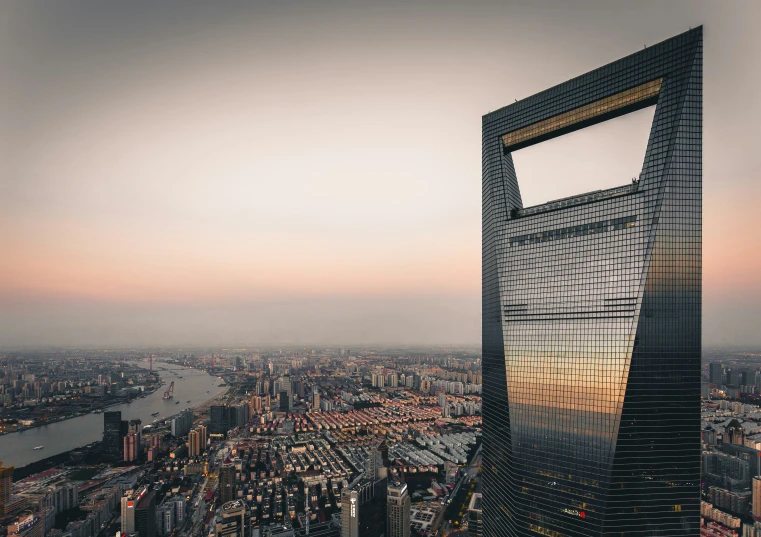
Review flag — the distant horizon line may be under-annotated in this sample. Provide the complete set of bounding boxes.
[1,343,759,353]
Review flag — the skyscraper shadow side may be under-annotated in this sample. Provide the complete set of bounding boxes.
[482,28,701,537]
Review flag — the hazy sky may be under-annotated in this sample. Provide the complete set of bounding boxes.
[1,0,759,348]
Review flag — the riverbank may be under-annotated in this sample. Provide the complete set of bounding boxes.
[191,384,233,416]
[0,363,227,468]
[0,372,161,437]
[11,442,103,482]
[0,395,153,437]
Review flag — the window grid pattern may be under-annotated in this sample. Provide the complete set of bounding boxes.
[502,79,662,151]
[481,27,701,537]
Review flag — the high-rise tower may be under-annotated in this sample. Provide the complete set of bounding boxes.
[468,493,483,537]
[220,461,236,504]
[216,500,247,537]
[103,411,128,461]
[387,481,410,537]
[481,28,702,536]
[0,459,13,517]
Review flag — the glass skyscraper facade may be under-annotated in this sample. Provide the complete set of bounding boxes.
[481,28,701,537]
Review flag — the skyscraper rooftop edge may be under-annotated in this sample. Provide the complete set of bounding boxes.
[482,26,702,124]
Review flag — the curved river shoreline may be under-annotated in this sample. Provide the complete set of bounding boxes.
[0,361,227,468]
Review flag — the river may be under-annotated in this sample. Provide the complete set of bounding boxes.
[0,361,227,468]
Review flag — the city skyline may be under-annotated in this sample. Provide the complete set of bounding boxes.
[2,0,760,348]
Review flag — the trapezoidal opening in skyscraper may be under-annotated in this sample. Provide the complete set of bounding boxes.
[481,27,701,537]
[510,105,656,208]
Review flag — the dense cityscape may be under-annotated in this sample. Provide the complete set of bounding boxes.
[2,346,761,537]
[5,1,760,536]
[0,348,483,537]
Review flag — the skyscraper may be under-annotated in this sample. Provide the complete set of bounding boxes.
[103,411,128,461]
[312,387,320,410]
[387,481,410,537]
[282,375,292,399]
[188,425,207,457]
[124,430,140,462]
[0,459,13,517]
[216,500,247,537]
[197,425,207,451]
[482,28,702,536]
[171,409,194,437]
[365,440,389,481]
[134,489,156,537]
[188,430,199,457]
[121,489,143,535]
[468,493,482,537]
[210,405,233,436]
[220,461,236,504]
[341,477,385,537]
[709,362,724,385]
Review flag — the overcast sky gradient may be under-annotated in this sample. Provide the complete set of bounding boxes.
[1,0,759,347]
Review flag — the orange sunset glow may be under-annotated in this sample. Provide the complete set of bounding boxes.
[1,0,759,346]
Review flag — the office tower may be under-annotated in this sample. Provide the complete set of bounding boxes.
[210,404,247,433]
[387,482,410,537]
[210,404,226,435]
[742,371,754,388]
[468,493,483,537]
[481,28,702,537]
[135,489,156,537]
[171,409,193,437]
[104,411,128,461]
[233,403,250,427]
[312,388,320,410]
[121,489,143,535]
[365,440,389,480]
[282,375,292,399]
[210,405,232,436]
[168,496,186,525]
[709,363,724,385]
[727,369,741,387]
[0,459,13,517]
[280,391,292,412]
[157,505,174,536]
[216,500,247,537]
[220,461,236,504]
[341,477,385,537]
